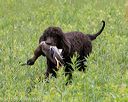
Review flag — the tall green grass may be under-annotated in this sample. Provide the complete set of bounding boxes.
[0,0,128,101]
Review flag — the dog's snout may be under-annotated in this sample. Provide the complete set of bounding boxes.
[45,37,53,45]
[45,42,52,45]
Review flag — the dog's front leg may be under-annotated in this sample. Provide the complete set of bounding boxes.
[26,45,44,65]
[45,59,57,79]
[64,63,74,85]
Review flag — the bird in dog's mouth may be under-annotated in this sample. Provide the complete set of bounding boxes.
[40,41,64,68]
[21,41,64,68]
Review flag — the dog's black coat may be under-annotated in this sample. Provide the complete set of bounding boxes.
[26,21,105,82]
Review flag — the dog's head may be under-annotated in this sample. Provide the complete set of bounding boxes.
[39,27,71,55]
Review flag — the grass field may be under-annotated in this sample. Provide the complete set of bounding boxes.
[0,0,128,101]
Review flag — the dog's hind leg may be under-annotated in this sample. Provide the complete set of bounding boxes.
[77,55,86,72]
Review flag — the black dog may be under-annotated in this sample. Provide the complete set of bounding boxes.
[26,20,105,82]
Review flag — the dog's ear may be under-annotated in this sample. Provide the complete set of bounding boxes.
[61,34,71,55]
[52,27,71,55]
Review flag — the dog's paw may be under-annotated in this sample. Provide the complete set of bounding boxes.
[27,59,35,65]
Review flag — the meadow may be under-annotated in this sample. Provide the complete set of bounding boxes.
[0,0,128,101]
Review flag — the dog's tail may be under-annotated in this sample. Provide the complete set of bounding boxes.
[87,20,105,41]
